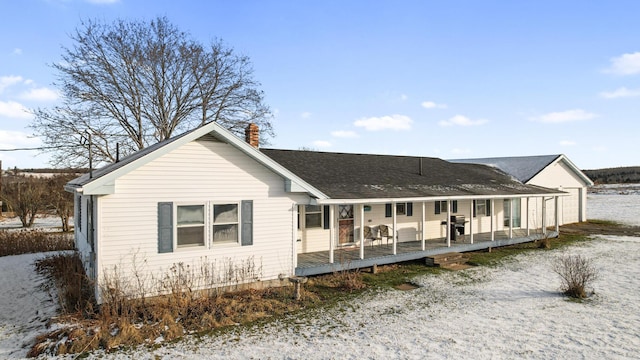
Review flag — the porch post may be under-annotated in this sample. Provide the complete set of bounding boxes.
[292,204,298,271]
[359,204,365,260]
[329,205,335,264]
[509,198,513,239]
[421,201,426,251]
[446,200,451,247]
[555,196,560,233]
[469,200,474,244]
[542,197,547,236]
[526,197,530,236]
[392,202,397,255]
[490,199,495,241]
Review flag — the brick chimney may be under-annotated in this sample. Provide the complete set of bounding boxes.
[245,123,259,148]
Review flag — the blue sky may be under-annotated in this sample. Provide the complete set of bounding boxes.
[1,0,639,170]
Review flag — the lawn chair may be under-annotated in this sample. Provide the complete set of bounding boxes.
[378,224,395,246]
[364,225,381,247]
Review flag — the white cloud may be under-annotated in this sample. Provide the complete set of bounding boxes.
[530,109,597,123]
[0,101,32,119]
[438,115,488,127]
[0,75,24,93]
[421,101,447,109]
[312,140,331,148]
[301,112,312,119]
[605,52,640,75]
[0,130,40,147]
[559,140,576,146]
[400,94,408,101]
[11,48,22,56]
[354,114,413,131]
[19,87,60,101]
[599,87,640,99]
[331,130,358,138]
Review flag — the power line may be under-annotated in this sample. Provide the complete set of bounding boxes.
[0,146,65,152]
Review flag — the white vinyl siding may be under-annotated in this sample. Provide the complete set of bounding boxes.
[94,139,308,298]
[528,160,589,225]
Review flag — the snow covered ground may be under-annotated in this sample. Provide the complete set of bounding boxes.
[1,192,639,359]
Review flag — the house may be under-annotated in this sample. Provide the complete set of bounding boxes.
[450,155,594,225]
[65,122,570,300]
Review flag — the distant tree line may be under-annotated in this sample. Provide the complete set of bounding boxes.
[583,166,640,184]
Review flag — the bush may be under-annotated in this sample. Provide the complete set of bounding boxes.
[34,252,95,314]
[552,254,598,299]
[0,229,74,257]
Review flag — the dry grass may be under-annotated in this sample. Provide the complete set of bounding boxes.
[0,229,74,257]
[29,254,360,357]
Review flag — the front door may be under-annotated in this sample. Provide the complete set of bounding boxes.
[338,205,354,245]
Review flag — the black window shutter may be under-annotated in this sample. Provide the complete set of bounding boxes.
[157,202,173,253]
[406,202,413,216]
[486,199,491,215]
[452,200,458,213]
[323,205,330,229]
[472,200,477,217]
[434,201,441,215]
[385,203,392,217]
[241,200,253,246]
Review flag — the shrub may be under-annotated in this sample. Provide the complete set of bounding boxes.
[0,229,74,257]
[552,254,598,299]
[34,252,95,314]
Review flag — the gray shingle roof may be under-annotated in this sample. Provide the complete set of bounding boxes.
[261,149,560,200]
[449,155,561,183]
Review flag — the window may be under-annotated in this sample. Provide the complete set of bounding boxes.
[157,201,253,253]
[473,199,492,217]
[213,203,239,244]
[385,202,413,217]
[435,200,458,214]
[304,205,322,228]
[177,205,205,247]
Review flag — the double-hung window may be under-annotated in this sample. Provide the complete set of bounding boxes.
[213,203,239,244]
[304,205,323,228]
[435,200,458,214]
[176,205,205,247]
[158,200,253,253]
[473,199,492,217]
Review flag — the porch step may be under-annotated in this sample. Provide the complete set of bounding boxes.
[425,252,469,268]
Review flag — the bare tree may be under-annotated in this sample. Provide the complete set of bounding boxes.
[1,175,48,228]
[31,16,272,168]
[46,174,76,232]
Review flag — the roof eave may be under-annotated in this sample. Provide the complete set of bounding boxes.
[316,191,567,205]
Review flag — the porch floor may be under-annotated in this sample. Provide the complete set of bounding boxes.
[295,229,555,276]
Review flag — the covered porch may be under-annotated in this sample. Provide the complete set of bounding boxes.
[295,228,557,276]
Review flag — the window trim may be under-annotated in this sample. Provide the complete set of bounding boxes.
[303,204,323,229]
[212,202,241,245]
[175,203,207,249]
[473,199,492,217]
